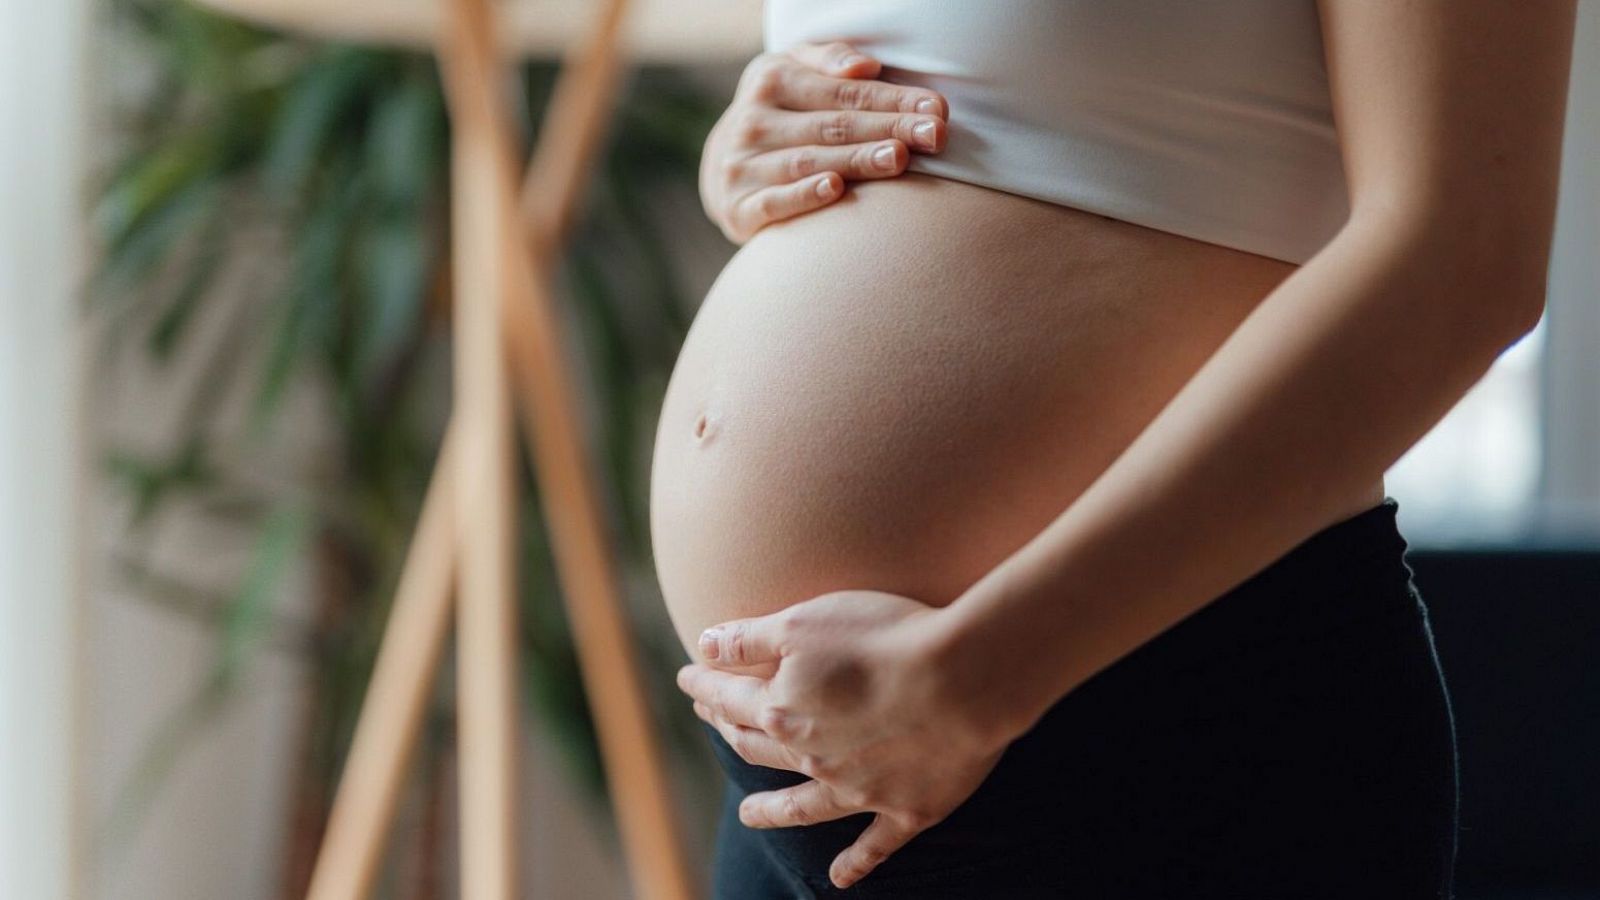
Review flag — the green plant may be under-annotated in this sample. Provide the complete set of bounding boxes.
[91,0,724,890]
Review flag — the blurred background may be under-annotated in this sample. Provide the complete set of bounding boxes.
[1,2,1595,899]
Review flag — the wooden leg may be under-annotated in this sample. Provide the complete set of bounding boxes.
[303,431,459,900]
[305,0,695,896]
[442,2,520,898]
[508,2,699,897]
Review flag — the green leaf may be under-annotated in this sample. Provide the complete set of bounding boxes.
[146,225,226,360]
[102,434,214,526]
[218,503,312,677]
[260,48,382,200]
[252,156,363,425]
[91,9,725,857]
[364,66,446,202]
[352,213,430,386]
[93,138,225,290]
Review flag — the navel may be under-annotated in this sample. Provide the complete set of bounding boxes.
[692,409,719,444]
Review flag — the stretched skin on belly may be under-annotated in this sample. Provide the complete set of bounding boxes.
[648,173,1298,660]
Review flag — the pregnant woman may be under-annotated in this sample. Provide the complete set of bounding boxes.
[651,2,1576,897]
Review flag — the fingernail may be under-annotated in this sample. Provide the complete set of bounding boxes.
[913,120,938,149]
[839,53,871,70]
[699,627,722,659]
[871,143,898,171]
[815,176,838,199]
[915,97,941,116]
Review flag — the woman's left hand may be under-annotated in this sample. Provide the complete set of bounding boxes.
[675,590,1022,889]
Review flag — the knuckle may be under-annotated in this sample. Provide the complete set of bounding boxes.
[818,657,869,708]
[797,715,819,742]
[818,112,853,143]
[802,752,835,780]
[833,80,866,110]
[748,63,787,103]
[858,842,889,867]
[738,53,778,91]
[902,806,940,831]
[719,215,751,244]
[759,704,791,736]
[783,791,811,826]
[755,190,782,220]
[727,625,747,663]
[856,781,886,809]
[779,609,809,636]
[730,111,765,147]
[786,149,819,180]
[716,156,743,185]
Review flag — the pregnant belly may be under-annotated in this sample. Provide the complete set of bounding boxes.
[649,173,1299,659]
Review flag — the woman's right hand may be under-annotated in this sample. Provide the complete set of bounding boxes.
[700,41,949,244]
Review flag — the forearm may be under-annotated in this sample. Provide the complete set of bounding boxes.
[937,207,1546,739]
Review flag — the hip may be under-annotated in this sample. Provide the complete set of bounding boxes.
[707,497,1460,898]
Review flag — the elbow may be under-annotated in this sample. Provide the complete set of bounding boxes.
[1471,216,1554,348]
[1452,272,1547,368]
[1472,257,1549,352]
[1499,286,1547,347]
[1348,200,1553,353]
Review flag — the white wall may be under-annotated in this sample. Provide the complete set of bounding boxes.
[1541,0,1600,528]
[0,0,90,898]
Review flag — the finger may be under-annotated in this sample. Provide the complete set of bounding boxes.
[829,814,920,889]
[748,109,946,154]
[770,66,947,117]
[740,780,857,829]
[787,40,882,79]
[723,172,842,242]
[697,609,799,667]
[735,141,908,191]
[740,141,908,188]
[676,664,772,728]
[696,703,809,770]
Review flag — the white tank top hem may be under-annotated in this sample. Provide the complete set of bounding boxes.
[764,1,1352,266]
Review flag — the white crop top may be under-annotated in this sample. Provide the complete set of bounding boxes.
[764,1,1352,265]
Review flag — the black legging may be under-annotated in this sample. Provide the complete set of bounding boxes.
[704,497,1460,898]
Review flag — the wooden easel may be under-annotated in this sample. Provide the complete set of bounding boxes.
[298,0,697,897]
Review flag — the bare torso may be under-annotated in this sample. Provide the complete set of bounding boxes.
[649,173,1383,659]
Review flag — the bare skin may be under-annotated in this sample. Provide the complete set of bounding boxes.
[698,40,949,243]
[670,1,1575,889]
[653,171,1378,655]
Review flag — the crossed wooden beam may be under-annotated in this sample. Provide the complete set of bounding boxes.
[303,0,696,897]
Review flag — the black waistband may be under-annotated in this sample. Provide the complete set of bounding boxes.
[1282,496,1409,574]
[1073,495,1423,701]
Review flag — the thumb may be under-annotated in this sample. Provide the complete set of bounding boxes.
[698,613,787,668]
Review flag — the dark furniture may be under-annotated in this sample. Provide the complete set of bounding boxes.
[1406,548,1600,899]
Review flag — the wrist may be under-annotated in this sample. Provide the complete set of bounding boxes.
[921,592,1056,751]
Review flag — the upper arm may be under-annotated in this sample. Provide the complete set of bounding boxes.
[1317,0,1577,293]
